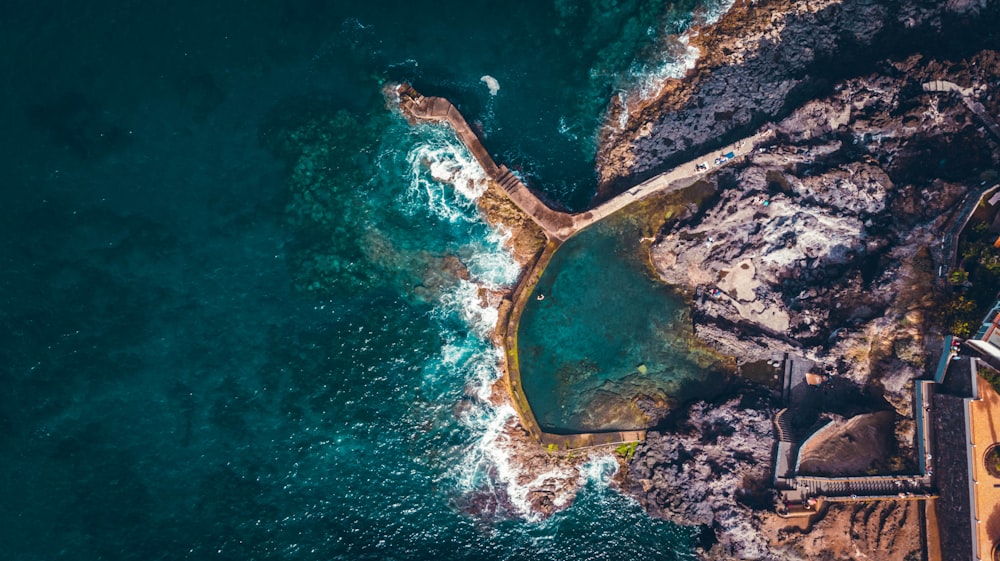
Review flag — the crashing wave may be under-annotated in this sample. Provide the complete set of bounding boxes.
[403,128,490,223]
[612,0,736,129]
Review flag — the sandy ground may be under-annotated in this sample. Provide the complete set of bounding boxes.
[761,500,923,560]
[797,411,896,476]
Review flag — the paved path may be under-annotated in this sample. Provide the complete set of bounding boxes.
[395,83,772,241]
[923,79,1000,142]
[566,131,772,236]
[922,80,1000,281]
[396,83,773,447]
[396,88,576,238]
[966,367,1000,561]
[794,474,932,499]
[784,354,816,406]
[915,380,935,476]
[773,408,798,485]
[923,80,974,98]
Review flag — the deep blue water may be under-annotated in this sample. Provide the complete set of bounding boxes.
[1,1,727,559]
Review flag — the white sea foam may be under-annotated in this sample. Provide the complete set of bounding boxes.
[632,36,701,101]
[579,455,618,486]
[454,402,580,521]
[465,227,520,288]
[613,34,700,126]
[437,279,499,338]
[480,75,500,96]
[431,249,576,521]
[702,0,737,25]
[557,116,579,141]
[404,130,490,223]
[399,117,586,523]
[612,0,736,128]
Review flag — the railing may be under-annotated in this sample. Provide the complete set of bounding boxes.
[915,381,932,475]
[791,419,833,476]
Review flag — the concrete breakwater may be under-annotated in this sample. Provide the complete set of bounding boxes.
[394,83,770,242]
[393,82,769,448]
[394,84,575,241]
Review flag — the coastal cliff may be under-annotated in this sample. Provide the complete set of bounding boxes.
[597,0,996,198]
[390,1,999,554]
[606,1,1000,559]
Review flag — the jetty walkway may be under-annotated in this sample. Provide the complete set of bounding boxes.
[396,88,575,239]
[396,83,770,242]
[923,80,1000,142]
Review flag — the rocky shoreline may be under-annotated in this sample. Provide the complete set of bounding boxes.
[596,0,997,199]
[603,1,1000,558]
[399,0,1000,556]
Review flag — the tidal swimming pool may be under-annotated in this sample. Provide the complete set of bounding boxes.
[518,218,730,434]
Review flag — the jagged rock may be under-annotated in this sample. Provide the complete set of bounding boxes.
[626,398,776,559]
[596,0,996,196]
[606,4,1000,558]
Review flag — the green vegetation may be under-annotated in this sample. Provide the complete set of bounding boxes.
[984,445,1000,479]
[615,441,638,461]
[945,295,979,338]
[945,201,1000,337]
[546,443,560,455]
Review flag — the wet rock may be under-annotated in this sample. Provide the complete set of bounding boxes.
[606,5,1000,556]
[625,398,776,559]
[596,0,998,196]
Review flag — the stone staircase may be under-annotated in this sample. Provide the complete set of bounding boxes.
[495,166,522,193]
[774,408,795,443]
[797,476,927,499]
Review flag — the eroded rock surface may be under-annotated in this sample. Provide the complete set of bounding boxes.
[647,52,998,415]
[620,21,1000,561]
[626,397,776,559]
[597,0,996,196]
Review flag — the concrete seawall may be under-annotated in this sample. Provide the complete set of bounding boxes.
[498,239,646,448]
[395,83,768,242]
[395,85,575,241]
[393,82,771,448]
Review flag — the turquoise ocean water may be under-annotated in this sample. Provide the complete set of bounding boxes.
[519,219,730,434]
[0,1,729,559]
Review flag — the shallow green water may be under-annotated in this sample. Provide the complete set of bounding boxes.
[519,218,729,434]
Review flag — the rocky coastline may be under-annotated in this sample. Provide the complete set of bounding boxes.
[398,0,1000,556]
[603,1,1000,558]
[596,0,997,199]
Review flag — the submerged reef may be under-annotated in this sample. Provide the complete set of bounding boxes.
[261,102,489,303]
[261,106,389,295]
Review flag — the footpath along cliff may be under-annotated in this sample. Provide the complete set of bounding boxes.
[597,0,997,198]
[603,1,1000,559]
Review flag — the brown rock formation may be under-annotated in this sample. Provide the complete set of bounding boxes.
[614,3,1000,556]
[596,0,996,198]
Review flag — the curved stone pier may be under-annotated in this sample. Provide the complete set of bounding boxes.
[392,82,773,447]
[395,84,575,240]
[394,83,770,242]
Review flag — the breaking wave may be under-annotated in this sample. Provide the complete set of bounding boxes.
[399,121,573,520]
[403,126,491,223]
[613,0,736,129]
